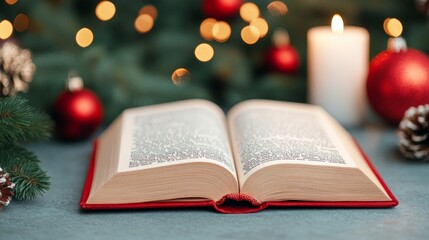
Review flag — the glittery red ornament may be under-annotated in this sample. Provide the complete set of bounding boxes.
[202,0,242,20]
[266,45,300,74]
[53,75,103,141]
[367,47,429,124]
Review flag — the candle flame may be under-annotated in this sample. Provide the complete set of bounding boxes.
[331,14,344,34]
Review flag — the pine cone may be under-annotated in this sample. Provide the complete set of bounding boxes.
[0,42,36,96]
[397,104,429,161]
[0,167,15,210]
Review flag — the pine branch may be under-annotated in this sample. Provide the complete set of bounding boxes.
[0,96,32,146]
[21,110,53,143]
[0,96,52,201]
[0,145,50,201]
[0,96,53,146]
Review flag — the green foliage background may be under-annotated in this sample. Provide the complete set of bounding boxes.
[1,0,428,122]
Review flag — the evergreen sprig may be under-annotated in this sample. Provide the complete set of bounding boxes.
[0,145,50,200]
[0,96,32,147]
[0,96,52,146]
[21,110,53,143]
[0,96,52,201]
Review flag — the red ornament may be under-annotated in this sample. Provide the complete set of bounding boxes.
[367,47,429,124]
[202,0,242,20]
[53,75,103,141]
[266,45,300,74]
[266,29,300,74]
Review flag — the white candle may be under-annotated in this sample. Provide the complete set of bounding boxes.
[308,14,369,126]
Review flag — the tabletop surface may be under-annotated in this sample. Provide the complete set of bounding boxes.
[1,124,428,240]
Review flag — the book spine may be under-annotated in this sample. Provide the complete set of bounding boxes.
[213,193,268,214]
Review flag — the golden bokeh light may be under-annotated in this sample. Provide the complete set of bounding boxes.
[134,14,154,33]
[384,18,403,37]
[383,18,391,35]
[240,3,260,22]
[250,18,268,38]
[200,18,217,40]
[13,14,29,32]
[241,26,259,45]
[75,28,94,48]
[267,1,288,16]
[139,5,158,20]
[5,0,18,5]
[195,43,214,62]
[95,1,116,21]
[0,20,13,40]
[212,21,231,42]
[171,68,190,86]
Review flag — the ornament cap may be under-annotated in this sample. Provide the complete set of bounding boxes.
[272,28,290,47]
[66,71,84,91]
[387,37,407,52]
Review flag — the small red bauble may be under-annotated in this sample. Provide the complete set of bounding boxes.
[266,46,300,74]
[53,76,103,141]
[202,0,242,20]
[367,48,429,124]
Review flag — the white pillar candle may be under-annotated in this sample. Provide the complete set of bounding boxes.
[308,14,369,126]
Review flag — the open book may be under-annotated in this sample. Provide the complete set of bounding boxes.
[80,99,398,213]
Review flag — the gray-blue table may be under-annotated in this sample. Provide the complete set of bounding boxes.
[1,124,428,240]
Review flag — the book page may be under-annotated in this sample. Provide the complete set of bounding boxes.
[227,100,357,186]
[117,100,236,177]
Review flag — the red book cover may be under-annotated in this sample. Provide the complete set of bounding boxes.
[80,140,398,214]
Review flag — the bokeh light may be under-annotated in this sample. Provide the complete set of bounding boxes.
[95,1,116,21]
[250,18,268,38]
[75,28,94,48]
[13,14,29,32]
[5,0,18,5]
[241,26,259,44]
[383,18,391,35]
[171,68,190,86]
[200,18,217,40]
[195,43,214,62]
[0,20,13,40]
[384,18,403,37]
[139,5,158,20]
[240,3,260,22]
[272,28,290,47]
[135,14,154,33]
[212,21,231,42]
[267,1,288,16]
